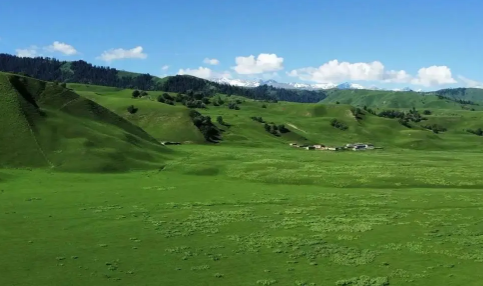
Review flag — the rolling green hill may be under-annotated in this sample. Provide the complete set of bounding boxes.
[0,72,171,172]
[3,74,483,286]
[71,83,483,151]
[433,87,483,103]
[321,89,483,110]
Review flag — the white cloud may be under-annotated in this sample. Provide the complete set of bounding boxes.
[288,59,456,87]
[288,60,390,83]
[177,67,231,79]
[410,66,456,87]
[203,58,220,65]
[178,67,213,78]
[232,53,284,74]
[45,41,78,55]
[161,65,170,71]
[383,70,412,83]
[16,46,39,58]
[458,76,483,88]
[97,46,147,62]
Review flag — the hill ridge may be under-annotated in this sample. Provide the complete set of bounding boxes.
[0,72,169,171]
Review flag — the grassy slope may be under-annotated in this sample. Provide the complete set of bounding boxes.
[71,84,483,151]
[0,73,171,172]
[74,87,206,143]
[432,87,483,102]
[2,147,483,286]
[322,89,483,110]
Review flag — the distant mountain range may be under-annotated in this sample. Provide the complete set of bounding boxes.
[210,77,423,92]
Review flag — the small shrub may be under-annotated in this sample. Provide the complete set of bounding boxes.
[398,118,411,128]
[330,119,348,130]
[228,102,240,110]
[264,123,271,131]
[422,124,447,134]
[175,93,184,102]
[278,124,290,133]
[262,104,267,108]
[162,93,173,101]
[185,100,206,109]
[251,116,265,123]
[127,105,138,114]
[350,107,365,120]
[423,109,432,115]
[216,116,225,125]
[157,95,166,103]
[270,129,280,136]
[467,128,483,136]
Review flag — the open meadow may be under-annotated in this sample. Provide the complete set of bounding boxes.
[2,3,483,285]
[2,146,483,286]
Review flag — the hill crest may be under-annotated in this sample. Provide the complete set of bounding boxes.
[0,72,169,171]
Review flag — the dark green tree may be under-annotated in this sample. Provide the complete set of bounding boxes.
[132,90,141,98]
[162,93,173,101]
[127,105,138,114]
[202,97,210,104]
[157,95,166,103]
[264,123,271,132]
[216,116,224,125]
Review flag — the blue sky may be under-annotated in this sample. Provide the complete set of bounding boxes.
[1,0,482,90]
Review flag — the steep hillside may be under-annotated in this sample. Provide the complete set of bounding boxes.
[71,83,483,151]
[0,72,170,172]
[433,87,483,103]
[322,89,482,110]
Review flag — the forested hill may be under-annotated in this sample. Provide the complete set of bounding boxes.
[162,75,327,102]
[0,53,157,90]
[0,53,326,103]
[433,88,483,103]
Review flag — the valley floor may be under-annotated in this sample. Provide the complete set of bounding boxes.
[1,146,483,286]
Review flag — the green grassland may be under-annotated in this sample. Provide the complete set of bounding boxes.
[2,78,483,285]
[2,146,483,286]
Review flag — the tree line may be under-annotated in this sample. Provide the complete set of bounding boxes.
[0,53,327,103]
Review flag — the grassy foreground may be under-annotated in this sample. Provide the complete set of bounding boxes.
[2,146,483,286]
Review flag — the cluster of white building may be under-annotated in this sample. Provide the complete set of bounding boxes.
[290,142,379,151]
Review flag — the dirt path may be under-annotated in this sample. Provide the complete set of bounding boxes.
[287,123,307,133]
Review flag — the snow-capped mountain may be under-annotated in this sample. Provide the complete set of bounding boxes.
[212,77,261,87]
[209,77,423,92]
[336,82,365,90]
[210,77,341,90]
[392,87,423,92]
